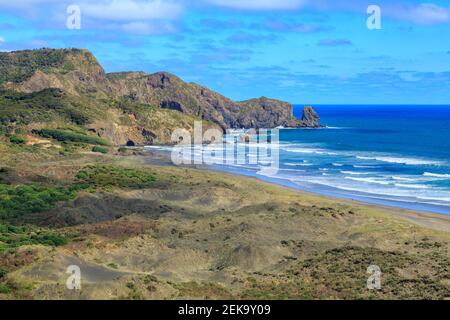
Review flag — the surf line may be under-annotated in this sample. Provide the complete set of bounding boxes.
[178,304,213,318]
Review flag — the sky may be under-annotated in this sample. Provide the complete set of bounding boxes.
[0,0,450,104]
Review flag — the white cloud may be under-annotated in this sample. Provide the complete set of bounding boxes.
[0,0,184,35]
[0,0,60,9]
[121,21,177,34]
[204,0,308,11]
[408,3,450,24]
[82,0,183,21]
[0,0,183,21]
[390,3,450,25]
[0,37,5,43]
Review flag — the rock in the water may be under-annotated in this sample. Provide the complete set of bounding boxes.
[301,106,321,128]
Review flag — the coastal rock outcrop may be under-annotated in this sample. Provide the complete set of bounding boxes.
[301,106,321,128]
[107,72,306,130]
[237,97,302,128]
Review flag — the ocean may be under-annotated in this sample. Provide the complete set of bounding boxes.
[285,105,450,215]
[147,105,450,215]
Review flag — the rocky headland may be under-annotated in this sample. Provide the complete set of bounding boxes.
[0,48,321,145]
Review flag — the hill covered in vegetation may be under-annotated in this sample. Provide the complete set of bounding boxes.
[0,48,320,149]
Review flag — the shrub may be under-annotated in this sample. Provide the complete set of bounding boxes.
[75,165,156,189]
[0,183,78,220]
[0,283,11,294]
[0,89,96,126]
[92,146,108,154]
[9,135,26,145]
[0,224,67,252]
[107,263,118,269]
[0,223,67,251]
[34,128,110,146]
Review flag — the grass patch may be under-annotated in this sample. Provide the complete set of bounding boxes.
[172,281,234,299]
[240,246,450,300]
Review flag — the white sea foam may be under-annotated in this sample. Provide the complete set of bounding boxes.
[353,165,378,168]
[284,162,313,167]
[324,126,348,129]
[284,147,323,154]
[345,177,391,185]
[423,172,450,178]
[392,176,416,181]
[278,168,306,173]
[340,171,371,175]
[394,183,430,189]
[282,145,338,156]
[285,175,450,206]
[332,163,344,167]
[417,196,450,202]
[356,156,442,166]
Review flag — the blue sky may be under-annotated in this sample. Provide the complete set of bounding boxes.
[1,0,450,104]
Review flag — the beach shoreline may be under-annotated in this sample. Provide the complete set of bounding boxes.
[210,164,450,216]
[143,130,450,217]
[142,149,450,233]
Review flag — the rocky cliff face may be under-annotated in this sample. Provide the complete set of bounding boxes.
[301,106,321,128]
[0,48,321,144]
[107,72,312,129]
[237,97,301,128]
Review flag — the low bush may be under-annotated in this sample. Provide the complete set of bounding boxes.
[0,223,67,252]
[34,129,110,146]
[9,135,26,145]
[0,183,78,220]
[76,165,156,189]
[0,283,11,294]
[92,146,109,154]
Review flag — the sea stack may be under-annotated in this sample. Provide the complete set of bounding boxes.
[301,106,321,128]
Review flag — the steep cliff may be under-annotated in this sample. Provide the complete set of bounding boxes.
[107,72,307,129]
[238,97,301,128]
[301,106,321,128]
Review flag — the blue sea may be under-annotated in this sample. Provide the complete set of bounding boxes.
[147,105,450,215]
[286,105,450,215]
